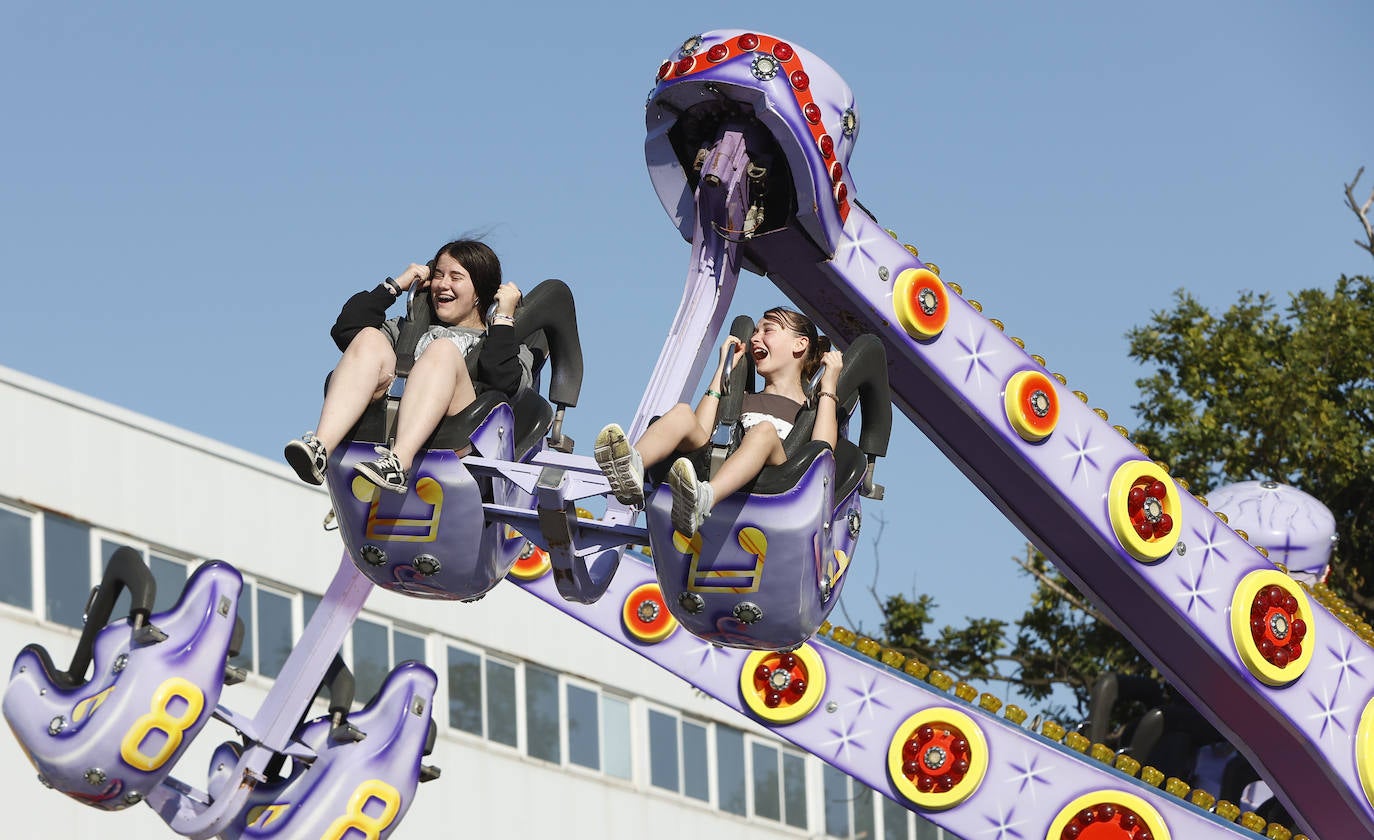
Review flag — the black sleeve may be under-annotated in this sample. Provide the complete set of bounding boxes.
[476,324,523,397]
[330,285,397,351]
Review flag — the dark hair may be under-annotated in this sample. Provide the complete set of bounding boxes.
[761,306,832,385]
[428,239,502,324]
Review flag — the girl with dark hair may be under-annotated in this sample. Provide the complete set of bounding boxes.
[595,307,843,535]
[285,239,529,493]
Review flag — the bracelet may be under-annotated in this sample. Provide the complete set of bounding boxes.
[704,389,723,399]
[817,391,838,403]
[383,277,402,297]
[491,313,516,325]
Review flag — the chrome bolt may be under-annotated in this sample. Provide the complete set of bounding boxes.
[48,716,66,736]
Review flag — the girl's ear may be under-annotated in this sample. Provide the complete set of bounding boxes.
[792,334,808,358]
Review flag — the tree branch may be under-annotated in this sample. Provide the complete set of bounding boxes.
[1012,550,1116,627]
[1344,166,1374,260]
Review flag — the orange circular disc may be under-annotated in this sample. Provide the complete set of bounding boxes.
[1229,569,1314,686]
[740,645,827,724]
[1004,370,1060,442]
[1045,790,1171,840]
[508,539,551,581]
[1107,461,1182,562]
[893,268,950,340]
[622,583,677,644]
[886,707,988,810]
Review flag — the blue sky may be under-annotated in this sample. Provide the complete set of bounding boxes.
[3,2,1370,703]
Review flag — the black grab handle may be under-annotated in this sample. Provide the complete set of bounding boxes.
[513,279,584,409]
[64,546,160,686]
[834,334,892,459]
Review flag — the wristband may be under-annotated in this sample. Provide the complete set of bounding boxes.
[704,389,723,399]
[817,391,838,403]
[383,277,402,297]
[491,313,516,325]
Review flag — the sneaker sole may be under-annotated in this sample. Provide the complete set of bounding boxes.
[594,425,644,506]
[354,462,407,494]
[284,442,325,485]
[668,459,700,536]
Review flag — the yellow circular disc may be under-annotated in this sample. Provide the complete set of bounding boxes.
[621,583,678,644]
[508,540,551,581]
[1107,461,1182,562]
[886,707,988,810]
[1229,569,1314,686]
[1004,370,1061,442]
[1045,790,1171,840]
[893,268,950,340]
[739,644,827,724]
[1355,698,1374,809]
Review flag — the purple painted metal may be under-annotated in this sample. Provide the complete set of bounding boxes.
[4,561,241,812]
[645,27,1373,840]
[209,662,437,840]
[1209,480,1337,581]
[145,555,373,839]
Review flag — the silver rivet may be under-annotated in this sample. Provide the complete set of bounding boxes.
[878,266,890,282]
[113,653,129,673]
[412,554,441,576]
[1175,543,1187,556]
[48,716,66,736]
[825,701,839,713]
[361,544,388,566]
[123,792,143,805]
[84,768,107,786]
[218,595,232,617]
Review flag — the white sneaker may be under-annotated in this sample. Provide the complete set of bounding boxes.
[668,457,713,536]
[594,423,645,506]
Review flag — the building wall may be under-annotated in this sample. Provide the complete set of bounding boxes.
[0,365,951,839]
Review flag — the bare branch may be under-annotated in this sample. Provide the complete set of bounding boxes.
[1344,166,1374,260]
[1012,551,1115,627]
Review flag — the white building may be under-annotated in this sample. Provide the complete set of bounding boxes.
[0,364,954,839]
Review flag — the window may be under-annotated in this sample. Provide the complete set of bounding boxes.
[915,814,944,840]
[352,618,390,699]
[648,710,710,801]
[784,751,808,829]
[682,719,709,802]
[0,506,33,610]
[566,684,600,770]
[752,742,781,821]
[648,709,679,791]
[716,725,747,816]
[854,785,875,840]
[231,586,255,673]
[256,586,294,679]
[601,694,632,781]
[883,794,910,840]
[447,646,483,736]
[486,658,517,747]
[45,514,90,629]
[824,764,851,838]
[525,664,560,763]
[149,554,187,611]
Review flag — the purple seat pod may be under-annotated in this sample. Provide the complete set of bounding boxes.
[1207,480,1337,585]
[327,279,585,602]
[3,548,242,810]
[207,661,439,840]
[646,333,891,652]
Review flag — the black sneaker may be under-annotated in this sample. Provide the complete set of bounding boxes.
[354,446,407,494]
[284,432,328,485]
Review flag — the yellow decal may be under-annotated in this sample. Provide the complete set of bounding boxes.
[684,527,766,594]
[245,803,291,829]
[119,677,205,772]
[362,477,443,543]
[72,686,116,723]
[321,779,402,840]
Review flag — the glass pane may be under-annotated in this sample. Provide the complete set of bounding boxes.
[716,726,747,816]
[101,539,135,626]
[752,742,781,821]
[914,813,942,840]
[854,786,875,840]
[648,709,679,792]
[784,752,808,829]
[352,618,389,700]
[395,629,425,665]
[230,589,254,672]
[682,720,709,802]
[44,515,90,629]
[0,508,32,609]
[524,665,560,763]
[824,764,851,838]
[302,593,321,627]
[149,554,186,612]
[256,588,294,679]
[446,647,482,735]
[566,684,599,770]
[486,660,517,747]
[601,695,631,781]
[883,794,909,840]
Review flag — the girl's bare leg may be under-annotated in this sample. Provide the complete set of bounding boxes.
[316,328,396,451]
[391,340,475,470]
[707,423,787,503]
[634,403,709,466]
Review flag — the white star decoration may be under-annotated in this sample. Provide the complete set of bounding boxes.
[1307,680,1351,745]
[821,713,869,762]
[1060,422,1102,486]
[1328,637,1367,693]
[847,674,890,720]
[1174,555,1222,617]
[838,217,884,281]
[1005,752,1053,803]
[984,803,1029,840]
[954,324,998,389]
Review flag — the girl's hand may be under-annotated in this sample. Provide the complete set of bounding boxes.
[394,263,430,291]
[820,349,843,388]
[494,282,522,316]
[719,335,745,368]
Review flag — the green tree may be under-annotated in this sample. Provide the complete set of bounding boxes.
[867,170,1374,724]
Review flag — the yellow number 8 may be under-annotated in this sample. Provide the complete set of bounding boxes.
[321,780,402,840]
[118,677,205,772]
